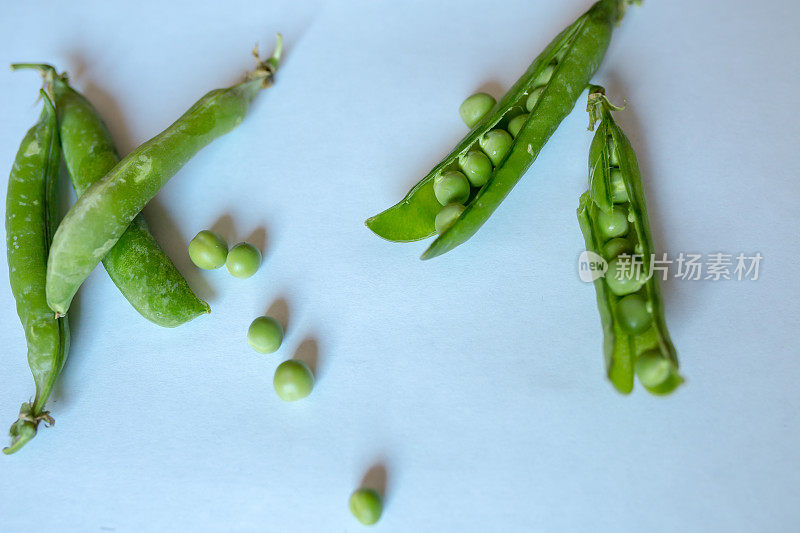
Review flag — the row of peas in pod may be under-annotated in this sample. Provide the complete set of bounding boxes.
[432,58,562,234]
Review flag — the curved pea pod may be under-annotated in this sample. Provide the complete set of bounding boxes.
[4,92,70,454]
[577,86,681,395]
[366,0,632,259]
[45,35,282,316]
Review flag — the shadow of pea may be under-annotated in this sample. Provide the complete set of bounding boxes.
[359,461,390,507]
[293,337,321,380]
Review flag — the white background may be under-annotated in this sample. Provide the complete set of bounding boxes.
[1,1,798,531]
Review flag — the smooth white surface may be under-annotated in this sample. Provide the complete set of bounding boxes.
[1,1,799,531]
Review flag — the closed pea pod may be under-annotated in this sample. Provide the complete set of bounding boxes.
[4,91,69,454]
[45,35,283,316]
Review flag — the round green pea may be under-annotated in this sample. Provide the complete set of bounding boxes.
[605,256,646,296]
[349,488,383,525]
[635,351,673,388]
[273,360,314,401]
[248,316,283,354]
[434,203,465,234]
[508,113,529,138]
[188,230,228,270]
[533,62,556,86]
[479,129,513,166]
[603,237,633,259]
[458,151,493,187]
[610,168,628,203]
[226,242,262,279]
[615,293,652,335]
[433,171,470,205]
[596,208,629,239]
[459,92,496,128]
[525,86,545,112]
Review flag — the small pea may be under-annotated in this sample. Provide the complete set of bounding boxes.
[188,230,228,270]
[533,62,556,86]
[458,151,493,187]
[603,237,633,259]
[525,86,545,112]
[596,208,629,239]
[508,113,529,138]
[479,129,513,166]
[607,136,620,166]
[433,171,470,205]
[434,203,465,234]
[635,351,673,388]
[459,92,496,128]
[226,242,262,279]
[273,360,314,401]
[615,293,652,335]
[248,316,283,354]
[610,168,628,203]
[349,488,383,525]
[605,256,646,296]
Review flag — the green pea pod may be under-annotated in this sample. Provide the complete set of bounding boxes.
[10,64,210,327]
[45,35,282,316]
[4,91,70,454]
[577,86,681,395]
[366,0,636,260]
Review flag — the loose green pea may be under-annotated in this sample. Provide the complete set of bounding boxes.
[596,208,629,239]
[603,237,633,259]
[605,256,646,296]
[635,351,673,388]
[273,360,314,401]
[610,168,628,203]
[458,151,493,187]
[433,171,470,205]
[615,293,652,334]
[434,203,465,234]
[479,129,513,166]
[525,86,545,112]
[226,242,262,279]
[508,113,529,138]
[349,488,383,525]
[533,62,556,86]
[248,316,283,354]
[459,92,496,128]
[188,230,228,270]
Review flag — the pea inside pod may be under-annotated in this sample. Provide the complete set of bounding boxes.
[459,92,496,128]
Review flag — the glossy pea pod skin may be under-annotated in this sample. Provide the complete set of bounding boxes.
[366,0,628,260]
[4,92,70,454]
[45,36,282,316]
[50,71,209,327]
[577,86,681,395]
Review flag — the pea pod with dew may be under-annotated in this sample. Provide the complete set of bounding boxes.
[11,64,210,328]
[577,85,681,395]
[4,91,70,454]
[366,0,639,260]
[45,35,283,316]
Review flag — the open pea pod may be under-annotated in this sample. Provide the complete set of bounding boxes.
[367,0,637,259]
[577,86,681,395]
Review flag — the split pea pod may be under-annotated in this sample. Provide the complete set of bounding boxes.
[10,64,210,327]
[366,0,637,260]
[577,86,681,395]
[45,35,282,316]
[4,92,70,454]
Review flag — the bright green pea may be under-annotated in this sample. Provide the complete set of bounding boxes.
[459,92,496,128]
[635,351,673,388]
[273,360,314,401]
[433,171,470,205]
[458,151,493,187]
[610,168,628,203]
[434,203,465,234]
[615,293,652,334]
[479,129,513,166]
[508,113,529,138]
[248,316,283,354]
[608,136,620,166]
[533,62,556,86]
[349,488,383,525]
[226,242,262,279]
[525,86,545,112]
[188,230,228,270]
[596,208,629,239]
[603,237,633,259]
[605,256,646,296]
